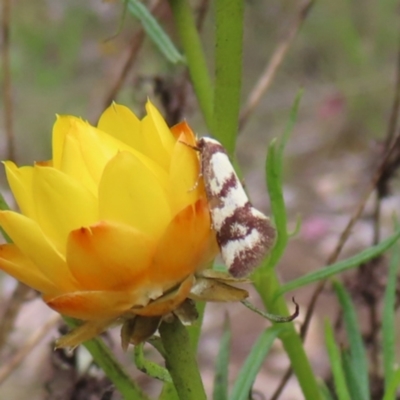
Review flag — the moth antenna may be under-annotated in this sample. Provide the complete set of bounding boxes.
[178,140,200,152]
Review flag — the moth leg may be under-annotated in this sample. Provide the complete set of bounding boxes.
[188,172,203,192]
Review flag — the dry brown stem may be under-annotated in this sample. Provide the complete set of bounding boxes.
[1,0,15,161]
[239,0,314,131]
[99,0,165,118]
[0,283,33,353]
[0,314,60,384]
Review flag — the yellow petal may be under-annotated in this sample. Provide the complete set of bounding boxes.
[97,103,145,151]
[0,211,78,292]
[168,131,204,216]
[3,161,35,219]
[145,100,176,157]
[0,244,58,295]
[52,114,71,170]
[99,151,171,239]
[56,125,97,194]
[67,117,170,190]
[66,221,155,291]
[32,165,98,253]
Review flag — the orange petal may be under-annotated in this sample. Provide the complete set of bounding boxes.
[44,290,144,320]
[170,121,197,145]
[66,221,155,291]
[0,244,58,295]
[150,198,216,289]
[0,211,78,292]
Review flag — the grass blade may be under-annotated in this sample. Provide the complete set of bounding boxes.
[264,91,303,269]
[319,381,335,400]
[382,243,400,390]
[324,319,351,400]
[333,281,370,400]
[382,367,400,400]
[277,228,400,296]
[230,325,286,400]
[342,351,367,399]
[253,91,303,288]
[212,317,231,400]
[126,0,185,64]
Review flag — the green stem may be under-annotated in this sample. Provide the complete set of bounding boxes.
[159,317,206,400]
[187,300,205,349]
[213,0,244,155]
[168,0,214,132]
[253,272,322,400]
[63,317,150,400]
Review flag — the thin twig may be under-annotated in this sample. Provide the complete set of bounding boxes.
[384,31,400,150]
[0,314,60,384]
[301,133,400,339]
[0,283,32,353]
[195,0,209,30]
[372,193,381,246]
[239,0,314,131]
[270,367,293,400]
[99,0,164,118]
[270,133,400,400]
[1,0,15,161]
[101,30,146,111]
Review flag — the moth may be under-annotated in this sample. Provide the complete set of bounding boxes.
[195,137,276,278]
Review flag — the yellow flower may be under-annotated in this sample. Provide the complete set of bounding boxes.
[0,101,219,326]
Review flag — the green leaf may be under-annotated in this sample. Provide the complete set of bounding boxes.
[133,343,172,383]
[382,367,400,400]
[212,317,231,400]
[324,319,351,400]
[126,0,185,64]
[382,242,400,390]
[263,91,303,270]
[318,381,335,400]
[230,325,286,400]
[212,0,244,155]
[277,228,400,296]
[342,351,367,400]
[333,281,369,400]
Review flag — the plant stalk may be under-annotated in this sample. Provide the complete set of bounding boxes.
[159,317,207,400]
